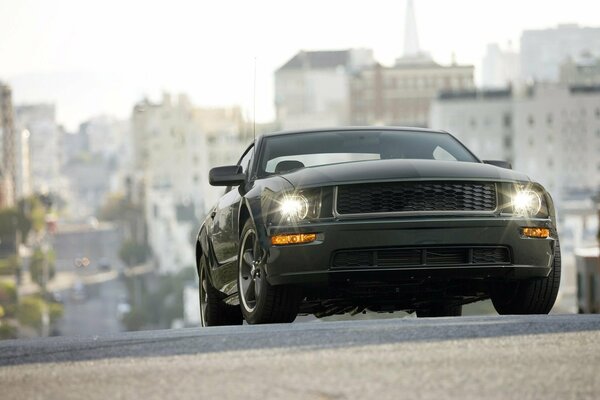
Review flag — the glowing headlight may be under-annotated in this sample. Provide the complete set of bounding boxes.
[279,195,309,221]
[512,189,542,216]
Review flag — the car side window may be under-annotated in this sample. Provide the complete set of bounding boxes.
[238,146,255,175]
[225,145,254,193]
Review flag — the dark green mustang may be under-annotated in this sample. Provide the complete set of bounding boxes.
[197,127,560,325]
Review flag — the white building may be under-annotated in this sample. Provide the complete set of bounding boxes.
[15,128,32,199]
[560,54,600,85]
[481,43,519,88]
[80,115,131,163]
[132,94,208,273]
[14,104,62,195]
[520,24,600,82]
[193,106,250,210]
[275,49,374,130]
[430,89,513,162]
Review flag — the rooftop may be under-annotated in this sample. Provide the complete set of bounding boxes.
[278,50,351,71]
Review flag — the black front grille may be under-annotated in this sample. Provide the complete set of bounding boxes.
[332,247,510,269]
[336,181,497,215]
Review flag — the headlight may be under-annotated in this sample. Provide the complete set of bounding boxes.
[279,195,309,221]
[274,189,323,223]
[512,189,543,217]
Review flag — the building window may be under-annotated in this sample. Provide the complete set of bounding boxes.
[528,115,535,127]
[503,113,512,128]
[546,113,553,125]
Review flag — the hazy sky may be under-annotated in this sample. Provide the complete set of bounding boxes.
[1,0,598,130]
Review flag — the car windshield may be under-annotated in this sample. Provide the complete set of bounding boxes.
[258,130,479,176]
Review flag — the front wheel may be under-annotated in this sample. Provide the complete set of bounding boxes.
[491,239,561,315]
[237,220,302,324]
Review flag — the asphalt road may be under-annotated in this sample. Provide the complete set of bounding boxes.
[1,314,599,399]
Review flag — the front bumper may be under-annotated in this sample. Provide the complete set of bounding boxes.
[265,216,556,286]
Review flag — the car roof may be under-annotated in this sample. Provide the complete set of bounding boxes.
[261,126,448,139]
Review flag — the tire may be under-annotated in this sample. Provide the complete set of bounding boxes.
[416,304,462,318]
[199,255,243,327]
[491,239,561,315]
[237,219,302,324]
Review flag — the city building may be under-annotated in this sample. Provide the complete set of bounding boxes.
[193,106,251,209]
[275,48,374,130]
[80,115,131,164]
[14,104,63,195]
[14,128,32,199]
[520,24,600,82]
[481,43,520,88]
[560,54,600,85]
[350,61,474,127]
[0,82,16,206]
[430,88,513,162]
[131,94,208,273]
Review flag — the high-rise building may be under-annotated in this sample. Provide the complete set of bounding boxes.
[430,88,513,163]
[15,128,32,200]
[559,54,600,86]
[481,43,520,88]
[14,104,62,194]
[193,106,251,209]
[131,93,208,273]
[520,24,600,82]
[0,82,16,206]
[274,49,374,130]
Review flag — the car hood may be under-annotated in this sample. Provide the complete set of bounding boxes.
[278,159,530,188]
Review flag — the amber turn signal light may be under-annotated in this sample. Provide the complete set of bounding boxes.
[271,233,317,245]
[521,227,550,238]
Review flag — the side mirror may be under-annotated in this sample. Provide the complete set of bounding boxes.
[483,160,512,169]
[209,165,245,186]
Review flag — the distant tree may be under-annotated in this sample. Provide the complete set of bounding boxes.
[29,249,56,288]
[16,296,44,332]
[16,295,63,334]
[122,308,145,331]
[119,240,150,267]
[0,280,17,307]
[0,255,20,277]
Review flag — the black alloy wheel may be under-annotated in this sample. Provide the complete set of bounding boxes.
[237,219,302,324]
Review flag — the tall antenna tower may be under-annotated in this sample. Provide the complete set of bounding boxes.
[403,0,421,57]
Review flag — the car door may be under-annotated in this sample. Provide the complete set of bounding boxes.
[209,145,254,266]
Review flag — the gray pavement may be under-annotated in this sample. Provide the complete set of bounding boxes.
[1,314,599,399]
